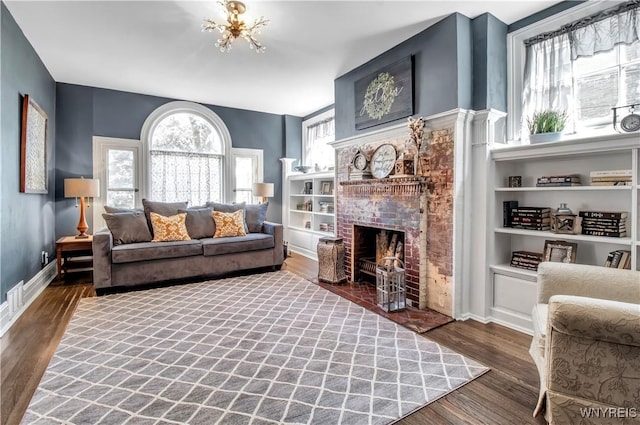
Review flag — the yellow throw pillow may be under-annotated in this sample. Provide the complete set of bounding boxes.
[213,210,247,238]
[150,212,191,242]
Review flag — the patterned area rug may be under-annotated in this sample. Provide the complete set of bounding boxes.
[23,271,487,425]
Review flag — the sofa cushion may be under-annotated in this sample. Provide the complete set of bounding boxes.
[213,210,247,238]
[102,212,152,245]
[111,240,203,264]
[245,202,269,233]
[532,303,548,357]
[202,233,274,256]
[206,202,249,232]
[150,212,191,242]
[178,207,215,239]
[142,199,188,235]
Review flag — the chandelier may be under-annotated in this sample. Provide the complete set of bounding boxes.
[203,1,268,53]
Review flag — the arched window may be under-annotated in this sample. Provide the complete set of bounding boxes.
[141,102,232,206]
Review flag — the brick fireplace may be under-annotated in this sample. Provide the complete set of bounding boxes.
[332,122,457,316]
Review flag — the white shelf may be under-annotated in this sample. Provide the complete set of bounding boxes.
[490,264,537,280]
[487,135,639,333]
[283,170,336,260]
[494,228,633,245]
[495,186,632,192]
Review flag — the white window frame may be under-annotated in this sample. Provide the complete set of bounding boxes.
[92,136,144,230]
[302,108,335,169]
[140,101,234,202]
[506,1,626,142]
[231,148,264,204]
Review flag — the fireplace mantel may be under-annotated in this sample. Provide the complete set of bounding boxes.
[340,176,431,198]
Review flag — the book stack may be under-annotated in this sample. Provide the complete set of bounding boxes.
[510,207,551,231]
[510,251,543,271]
[536,174,581,187]
[604,249,631,269]
[590,169,632,186]
[579,211,627,237]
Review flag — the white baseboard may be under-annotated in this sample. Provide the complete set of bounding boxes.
[456,311,534,336]
[0,262,56,337]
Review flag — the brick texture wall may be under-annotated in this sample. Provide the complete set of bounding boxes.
[335,127,454,315]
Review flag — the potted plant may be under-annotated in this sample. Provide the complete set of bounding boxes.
[527,109,567,144]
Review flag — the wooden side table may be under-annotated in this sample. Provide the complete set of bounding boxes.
[56,235,93,282]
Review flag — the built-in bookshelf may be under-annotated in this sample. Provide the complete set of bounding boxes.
[488,133,639,332]
[280,167,336,260]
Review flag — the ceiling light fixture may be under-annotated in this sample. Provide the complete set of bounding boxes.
[203,1,268,53]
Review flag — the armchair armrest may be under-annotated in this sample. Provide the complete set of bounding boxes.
[537,262,640,304]
[263,221,284,265]
[93,228,113,288]
[548,295,640,347]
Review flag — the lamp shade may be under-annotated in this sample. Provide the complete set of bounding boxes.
[252,182,274,198]
[64,178,100,198]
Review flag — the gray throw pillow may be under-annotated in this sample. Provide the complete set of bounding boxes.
[102,212,152,245]
[178,208,215,239]
[142,199,188,235]
[206,202,248,232]
[104,205,143,213]
[245,202,269,233]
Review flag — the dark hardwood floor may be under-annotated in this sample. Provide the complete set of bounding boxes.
[1,256,545,425]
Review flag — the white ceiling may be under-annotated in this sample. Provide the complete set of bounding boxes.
[5,0,558,117]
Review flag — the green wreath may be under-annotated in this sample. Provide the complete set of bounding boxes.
[363,72,397,120]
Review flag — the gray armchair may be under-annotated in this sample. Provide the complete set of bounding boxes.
[530,262,640,424]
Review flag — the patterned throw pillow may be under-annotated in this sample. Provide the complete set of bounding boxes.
[213,210,247,238]
[150,212,191,242]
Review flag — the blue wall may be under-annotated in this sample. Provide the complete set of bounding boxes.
[55,84,293,237]
[473,13,508,111]
[1,3,56,302]
[335,14,476,139]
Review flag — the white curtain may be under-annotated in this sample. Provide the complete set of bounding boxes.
[521,1,640,139]
[150,150,222,206]
[569,2,640,60]
[304,117,335,170]
[522,33,573,139]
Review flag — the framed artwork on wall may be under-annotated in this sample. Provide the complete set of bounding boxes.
[20,94,48,194]
[354,56,413,130]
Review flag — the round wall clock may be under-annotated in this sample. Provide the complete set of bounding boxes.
[620,112,640,132]
[370,144,397,179]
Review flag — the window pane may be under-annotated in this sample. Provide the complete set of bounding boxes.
[235,189,252,205]
[623,63,640,105]
[107,190,134,209]
[575,69,618,123]
[621,43,640,62]
[573,49,617,76]
[235,157,253,189]
[151,113,222,154]
[108,150,134,189]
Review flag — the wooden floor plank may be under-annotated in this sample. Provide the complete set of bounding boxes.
[1,257,544,425]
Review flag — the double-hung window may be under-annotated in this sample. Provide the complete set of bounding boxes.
[509,1,640,141]
[302,109,335,171]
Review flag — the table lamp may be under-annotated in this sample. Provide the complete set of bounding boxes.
[252,182,274,204]
[64,177,100,238]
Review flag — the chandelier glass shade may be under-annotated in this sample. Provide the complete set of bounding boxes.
[203,1,268,53]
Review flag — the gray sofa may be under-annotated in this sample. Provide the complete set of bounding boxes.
[93,221,284,290]
[93,199,284,291]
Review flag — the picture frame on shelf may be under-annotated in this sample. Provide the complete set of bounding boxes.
[543,240,577,264]
[320,181,333,195]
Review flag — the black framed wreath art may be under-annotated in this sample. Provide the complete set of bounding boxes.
[354,56,413,130]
